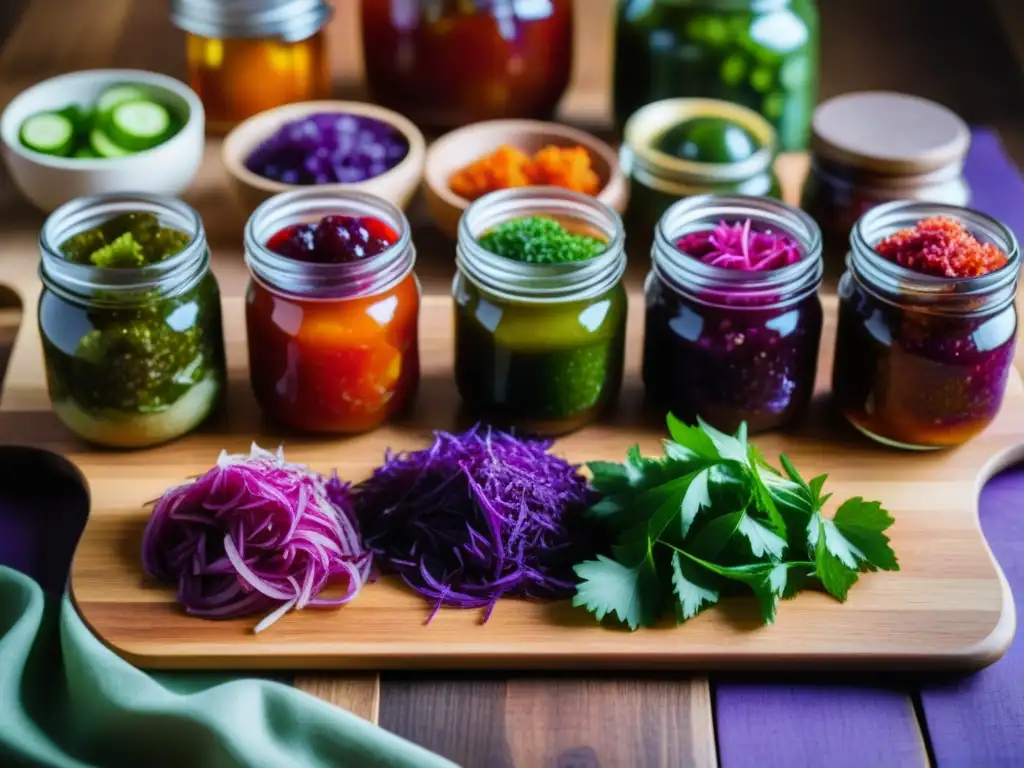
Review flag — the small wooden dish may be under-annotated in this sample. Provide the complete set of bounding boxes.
[221,100,426,216]
[424,119,629,239]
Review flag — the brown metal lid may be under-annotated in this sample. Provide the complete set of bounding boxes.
[811,92,970,176]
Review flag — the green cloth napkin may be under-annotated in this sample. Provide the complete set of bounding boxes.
[0,566,458,768]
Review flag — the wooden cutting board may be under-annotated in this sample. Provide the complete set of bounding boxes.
[0,259,1019,671]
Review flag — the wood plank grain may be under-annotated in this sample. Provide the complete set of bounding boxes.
[378,676,512,767]
[0,0,133,101]
[293,673,381,724]
[504,677,717,768]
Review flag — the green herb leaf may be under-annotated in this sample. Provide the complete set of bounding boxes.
[666,413,720,460]
[736,513,788,560]
[829,498,899,572]
[812,516,860,601]
[670,551,719,620]
[576,416,898,630]
[573,554,662,631]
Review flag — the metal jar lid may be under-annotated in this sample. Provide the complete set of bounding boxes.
[810,91,970,178]
[170,0,332,42]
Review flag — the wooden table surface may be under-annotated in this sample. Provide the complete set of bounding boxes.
[1,2,1023,766]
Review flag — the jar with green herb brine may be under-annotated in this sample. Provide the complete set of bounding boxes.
[39,194,226,447]
[454,188,628,435]
[613,0,818,151]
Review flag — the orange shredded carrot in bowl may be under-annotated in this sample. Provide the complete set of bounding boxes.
[448,144,602,201]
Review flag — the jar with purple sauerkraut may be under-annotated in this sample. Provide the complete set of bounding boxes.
[833,201,1020,449]
[643,195,824,434]
[243,111,411,186]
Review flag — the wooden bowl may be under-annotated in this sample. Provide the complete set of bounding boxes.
[424,119,629,239]
[221,100,426,216]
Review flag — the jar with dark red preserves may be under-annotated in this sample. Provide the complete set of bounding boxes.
[833,202,1019,449]
[360,0,573,128]
[643,195,824,434]
[244,189,420,433]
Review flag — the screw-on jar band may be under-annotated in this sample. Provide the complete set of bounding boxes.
[244,188,416,301]
[652,194,823,310]
[848,200,1021,316]
[456,187,626,305]
[170,0,332,42]
[39,193,210,307]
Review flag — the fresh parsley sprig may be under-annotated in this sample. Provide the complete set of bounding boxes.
[572,414,899,630]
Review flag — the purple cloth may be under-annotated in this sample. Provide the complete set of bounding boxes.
[715,128,1024,767]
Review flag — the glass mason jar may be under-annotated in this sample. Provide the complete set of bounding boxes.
[833,201,1020,450]
[361,0,574,128]
[244,189,420,433]
[643,194,823,434]
[171,0,333,133]
[454,188,628,435]
[38,194,226,448]
[621,97,780,256]
[802,92,971,263]
[613,0,818,151]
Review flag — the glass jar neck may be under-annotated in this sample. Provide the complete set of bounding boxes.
[39,194,210,307]
[651,194,823,309]
[456,187,626,304]
[244,189,415,301]
[171,0,331,42]
[849,201,1021,316]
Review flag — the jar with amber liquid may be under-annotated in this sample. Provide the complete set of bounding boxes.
[361,0,574,128]
[171,0,333,133]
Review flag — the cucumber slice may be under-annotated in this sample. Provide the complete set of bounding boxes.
[107,100,172,152]
[74,145,99,159]
[19,112,75,156]
[89,128,132,158]
[95,84,149,117]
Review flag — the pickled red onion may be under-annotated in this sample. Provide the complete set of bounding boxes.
[676,218,802,271]
[141,444,371,633]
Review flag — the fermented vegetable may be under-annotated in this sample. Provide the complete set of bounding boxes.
[17,83,183,158]
[142,444,372,633]
[355,426,597,622]
[243,112,409,185]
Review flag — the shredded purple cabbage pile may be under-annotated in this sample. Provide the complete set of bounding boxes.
[355,426,597,622]
[142,444,372,633]
[676,218,802,271]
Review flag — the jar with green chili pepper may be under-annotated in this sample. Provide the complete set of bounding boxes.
[454,188,628,435]
[621,98,780,256]
[38,194,226,448]
[613,0,819,151]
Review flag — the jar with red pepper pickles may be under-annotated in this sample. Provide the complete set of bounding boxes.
[832,201,1020,450]
[244,189,420,433]
[360,0,573,128]
[643,195,824,434]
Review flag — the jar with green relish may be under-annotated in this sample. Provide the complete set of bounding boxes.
[454,188,628,435]
[613,0,818,151]
[38,194,226,448]
[621,98,780,256]
[643,194,823,434]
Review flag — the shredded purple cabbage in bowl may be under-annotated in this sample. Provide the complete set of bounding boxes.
[244,112,410,185]
[355,425,598,623]
[676,219,802,271]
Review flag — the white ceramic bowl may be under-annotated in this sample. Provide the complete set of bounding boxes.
[0,69,205,212]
